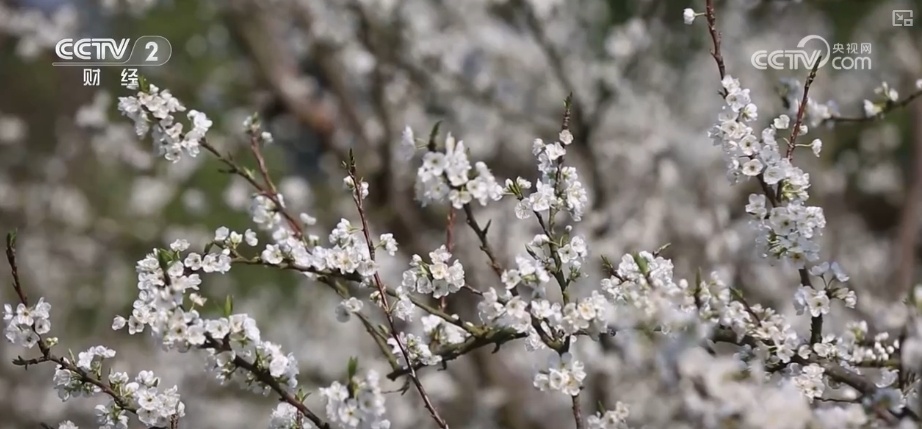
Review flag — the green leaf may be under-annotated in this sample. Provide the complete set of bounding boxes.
[427,121,442,151]
[653,242,671,257]
[631,252,649,276]
[5,230,16,249]
[600,255,613,272]
[138,75,150,92]
[347,148,356,174]
[155,248,172,271]
[223,295,234,317]
[525,247,540,260]
[347,356,359,379]
[730,287,744,301]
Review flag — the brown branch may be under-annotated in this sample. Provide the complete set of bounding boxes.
[446,208,456,254]
[710,327,913,423]
[462,205,505,279]
[6,231,28,307]
[206,336,331,429]
[289,2,372,152]
[231,255,476,332]
[704,0,726,94]
[893,100,922,298]
[349,2,396,207]
[199,139,305,240]
[346,156,450,429]
[441,207,457,310]
[784,58,821,161]
[6,232,155,422]
[571,396,585,429]
[247,133,280,197]
[222,3,341,158]
[823,90,922,124]
[386,328,528,380]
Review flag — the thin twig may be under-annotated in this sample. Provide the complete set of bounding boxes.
[231,255,478,332]
[6,231,28,307]
[247,133,280,197]
[206,336,331,429]
[346,155,450,429]
[462,205,504,279]
[442,208,457,310]
[823,90,922,124]
[710,327,916,422]
[199,139,305,240]
[6,233,146,420]
[571,396,585,429]
[785,58,822,161]
[704,0,726,94]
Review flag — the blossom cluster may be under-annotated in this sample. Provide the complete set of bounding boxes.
[710,75,862,324]
[602,252,721,331]
[117,83,212,163]
[319,370,391,429]
[119,237,302,394]
[864,81,901,117]
[586,402,630,429]
[387,332,441,367]
[512,130,589,221]
[414,131,505,209]
[400,245,465,299]
[53,346,186,428]
[3,297,52,348]
[502,233,589,295]
[420,314,468,347]
[533,352,586,396]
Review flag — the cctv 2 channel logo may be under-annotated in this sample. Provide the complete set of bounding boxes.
[53,36,172,67]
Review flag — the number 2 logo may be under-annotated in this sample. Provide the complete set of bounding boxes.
[145,41,158,62]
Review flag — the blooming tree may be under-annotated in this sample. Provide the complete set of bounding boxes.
[4,1,922,429]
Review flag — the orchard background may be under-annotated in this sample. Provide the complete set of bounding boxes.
[2,0,922,428]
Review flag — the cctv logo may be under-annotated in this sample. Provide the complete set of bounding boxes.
[55,38,130,62]
[751,35,831,71]
[52,36,172,67]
